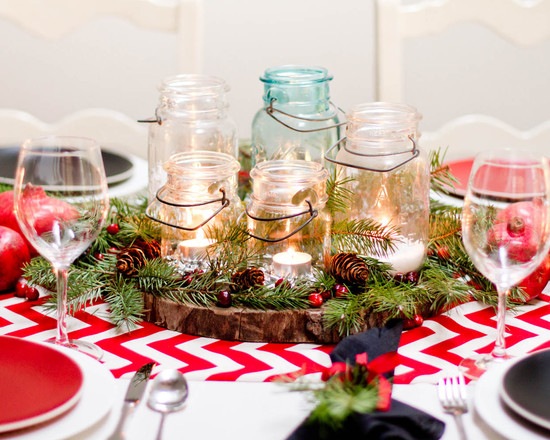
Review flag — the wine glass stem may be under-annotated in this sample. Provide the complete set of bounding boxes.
[492,287,508,360]
[55,267,70,346]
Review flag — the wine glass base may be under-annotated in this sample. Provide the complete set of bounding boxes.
[459,353,510,380]
[46,338,104,361]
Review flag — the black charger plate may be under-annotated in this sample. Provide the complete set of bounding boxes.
[500,349,550,431]
[0,146,133,186]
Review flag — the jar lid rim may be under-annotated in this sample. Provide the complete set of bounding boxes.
[159,74,230,96]
[260,65,333,85]
[348,102,422,123]
[250,160,329,182]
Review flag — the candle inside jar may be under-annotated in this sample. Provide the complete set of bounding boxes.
[382,239,426,275]
[272,249,312,278]
[178,237,216,260]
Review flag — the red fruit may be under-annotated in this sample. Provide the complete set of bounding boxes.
[486,222,539,263]
[17,184,79,237]
[436,245,451,260]
[14,278,28,298]
[0,226,31,291]
[0,190,35,255]
[216,290,232,308]
[403,314,424,330]
[404,271,420,284]
[308,293,324,308]
[516,253,550,303]
[275,278,291,290]
[25,285,40,301]
[333,284,349,297]
[106,223,120,235]
[320,290,332,301]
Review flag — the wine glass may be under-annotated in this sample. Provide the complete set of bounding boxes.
[460,148,550,379]
[14,136,109,359]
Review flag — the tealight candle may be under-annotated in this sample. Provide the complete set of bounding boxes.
[178,238,216,260]
[272,249,312,278]
[382,238,426,274]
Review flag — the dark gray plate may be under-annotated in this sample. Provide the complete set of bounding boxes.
[0,147,133,186]
[500,349,550,431]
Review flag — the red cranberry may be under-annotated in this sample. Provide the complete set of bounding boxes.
[308,293,324,308]
[106,223,120,235]
[405,271,420,285]
[275,278,291,289]
[25,286,40,301]
[14,279,28,298]
[320,290,332,301]
[216,290,232,308]
[333,284,349,298]
[403,314,424,330]
[393,272,405,283]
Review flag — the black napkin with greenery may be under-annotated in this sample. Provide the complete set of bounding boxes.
[287,319,445,440]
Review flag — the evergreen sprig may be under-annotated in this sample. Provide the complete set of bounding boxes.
[331,219,398,257]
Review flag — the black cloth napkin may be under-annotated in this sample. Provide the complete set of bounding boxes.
[287,319,445,440]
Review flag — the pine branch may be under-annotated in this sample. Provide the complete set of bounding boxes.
[326,168,356,216]
[234,281,311,310]
[429,147,458,194]
[103,276,145,331]
[331,219,398,257]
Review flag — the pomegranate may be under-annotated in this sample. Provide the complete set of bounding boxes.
[516,253,550,303]
[17,184,79,237]
[0,190,34,254]
[0,226,31,291]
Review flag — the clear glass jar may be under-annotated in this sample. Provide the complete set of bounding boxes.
[251,65,342,166]
[327,102,430,274]
[147,74,238,201]
[246,160,331,280]
[146,151,242,272]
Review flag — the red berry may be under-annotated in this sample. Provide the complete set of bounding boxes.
[333,284,349,298]
[25,286,40,301]
[393,273,405,283]
[403,314,424,330]
[94,252,104,260]
[275,278,291,289]
[436,245,450,260]
[14,278,28,298]
[320,290,332,301]
[106,223,120,235]
[216,290,232,308]
[308,293,324,308]
[107,246,119,254]
[405,271,420,285]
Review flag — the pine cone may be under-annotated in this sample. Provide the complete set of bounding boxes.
[328,253,369,285]
[116,247,147,277]
[230,267,265,292]
[133,238,161,260]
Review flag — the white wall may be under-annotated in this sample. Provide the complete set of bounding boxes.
[0,0,549,142]
[0,0,375,140]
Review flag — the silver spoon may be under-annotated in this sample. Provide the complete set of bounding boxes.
[147,369,189,440]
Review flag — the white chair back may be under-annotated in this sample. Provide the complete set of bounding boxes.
[0,0,203,160]
[375,0,550,160]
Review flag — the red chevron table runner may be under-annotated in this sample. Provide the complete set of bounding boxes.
[1,291,548,383]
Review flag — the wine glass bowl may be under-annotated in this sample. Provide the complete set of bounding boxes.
[460,149,550,378]
[14,136,109,359]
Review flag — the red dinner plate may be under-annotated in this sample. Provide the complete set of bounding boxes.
[0,336,84,433]
[444,158,473,197]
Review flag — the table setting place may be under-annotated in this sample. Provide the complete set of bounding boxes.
[1,68,550,440]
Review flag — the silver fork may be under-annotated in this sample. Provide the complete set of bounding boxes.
[438,373,469,440]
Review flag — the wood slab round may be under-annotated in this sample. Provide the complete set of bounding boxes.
[142,293,385,344]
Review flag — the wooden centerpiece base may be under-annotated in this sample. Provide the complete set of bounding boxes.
[143,293,386,344]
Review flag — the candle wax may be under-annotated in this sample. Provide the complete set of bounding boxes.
[382,239,426,274]
[178,238,216,260]
[272,250,312,278]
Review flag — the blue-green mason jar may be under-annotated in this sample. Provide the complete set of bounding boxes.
[251,65,342,165]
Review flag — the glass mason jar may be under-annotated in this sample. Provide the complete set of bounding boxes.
[246,160,331,280]
[251,65,342,166]
[326,102,430,275]
[146,151,242,272]
[146,74,238,201]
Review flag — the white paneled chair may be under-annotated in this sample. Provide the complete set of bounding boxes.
[0,0,203,160]
[375,0,550,162]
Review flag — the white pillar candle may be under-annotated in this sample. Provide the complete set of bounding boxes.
[382,239,426,274]
[272,249,312,278]
[178,238,216,260]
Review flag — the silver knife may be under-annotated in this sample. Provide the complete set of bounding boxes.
[108,362,155,440]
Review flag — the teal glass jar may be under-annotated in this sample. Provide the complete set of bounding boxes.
[251,65,342,165]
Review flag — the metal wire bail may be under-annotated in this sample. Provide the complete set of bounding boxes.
[324,135,419,172]
[245,200,318,243]
[265,99,347,133]
[145,188,230,231]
